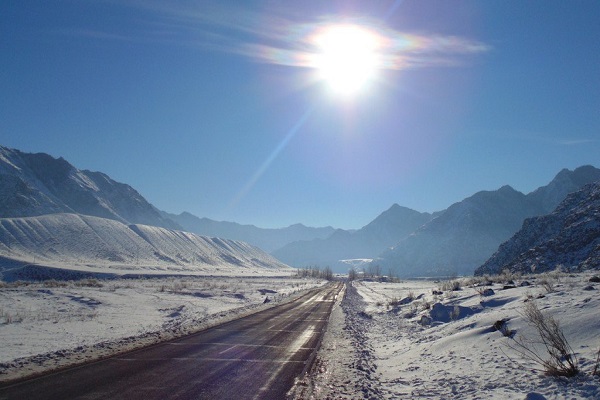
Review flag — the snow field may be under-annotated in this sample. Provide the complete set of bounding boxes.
[304,272,600,399]
[0,276,326,383]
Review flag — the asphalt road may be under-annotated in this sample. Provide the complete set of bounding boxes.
[0,282,342,400]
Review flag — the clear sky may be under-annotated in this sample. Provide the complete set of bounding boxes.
[1,1,599,229]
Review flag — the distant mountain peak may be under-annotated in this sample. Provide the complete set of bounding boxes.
[498,184,516,192]
[527,165,600,214]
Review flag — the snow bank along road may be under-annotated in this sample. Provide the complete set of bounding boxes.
[0,282,342,400]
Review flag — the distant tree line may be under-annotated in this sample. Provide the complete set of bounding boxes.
[296,265,333,281]
[347,264,400,282]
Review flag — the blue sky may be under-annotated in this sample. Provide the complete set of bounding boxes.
[1,1,599,229]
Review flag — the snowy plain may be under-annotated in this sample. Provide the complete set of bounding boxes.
[0,275,326,383]
[299,272,600,399]
[3,271,600,399]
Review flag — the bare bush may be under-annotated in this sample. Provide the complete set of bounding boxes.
[0,307,23,324]
[509,300,578,377]
[500,268,521,284]
[539,277,556,294]
[43,279,68,288]
[440,279,462,292]
[74,279,103,288]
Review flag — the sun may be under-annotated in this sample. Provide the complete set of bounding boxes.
[312,24,382,97]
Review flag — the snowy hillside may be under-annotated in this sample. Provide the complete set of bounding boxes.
[0,146,178,229]
[299,274,600,399]
[476,181,600,275]
[0,213,291,280]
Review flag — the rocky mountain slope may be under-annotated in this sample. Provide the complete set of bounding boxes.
[0,146,178,229]
[272,204,434,271]
[0,213,291,280]
[475,181,600,275]
[164,211,335,253]
[372,166,600,277]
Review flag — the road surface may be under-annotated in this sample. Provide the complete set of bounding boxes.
[0,282,342,400]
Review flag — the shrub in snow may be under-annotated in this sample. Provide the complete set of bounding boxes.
[589,276,600,283]
[439,279,462,292]
[539,278,556,294]
[510,300,578,377]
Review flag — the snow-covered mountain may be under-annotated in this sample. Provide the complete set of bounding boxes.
[0,213,291,280]
[475,181,600,275]
[0,146,178,229]
[163,211,335,253]
[271,204,434,271]
[374,186,542,277]
[372,166,600,277]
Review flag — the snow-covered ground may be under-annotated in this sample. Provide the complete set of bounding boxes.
[301,272,600,399]
[0,275,326,383]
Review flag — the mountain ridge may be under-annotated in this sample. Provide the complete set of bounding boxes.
[163,211,335,253]
[0,146,178,230]
[373,166,600,277]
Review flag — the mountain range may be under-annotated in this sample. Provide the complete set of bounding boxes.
[0,146,291,279]
[272,166,600,276]
[371,166,600,277]
[163,211,334,253]
[1,145,598,279]
[475,181,600,275]
[272,204,434,269]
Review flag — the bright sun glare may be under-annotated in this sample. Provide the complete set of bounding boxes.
[313,24,382,97]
